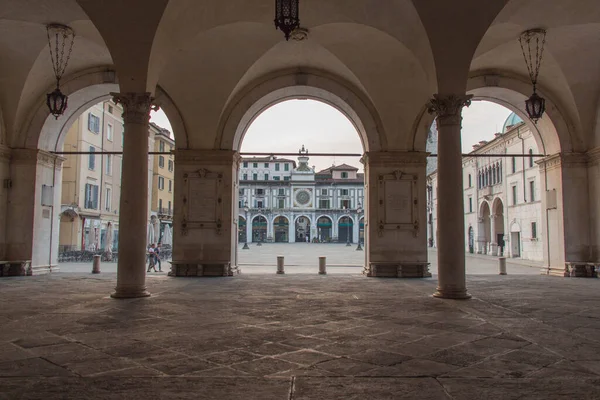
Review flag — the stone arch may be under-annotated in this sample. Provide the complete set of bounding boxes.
[216,69,386,153]
[336,215,355,225]
[411,73,575,155]
[18,68,187,152]
[293,215,312,225]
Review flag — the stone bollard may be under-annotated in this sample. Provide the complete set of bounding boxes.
[498,257,507,275]
[92,255,101,274]
[276,256,285,274]
[319,256,327,275]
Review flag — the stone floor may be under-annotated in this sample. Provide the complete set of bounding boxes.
[1,272,599,399]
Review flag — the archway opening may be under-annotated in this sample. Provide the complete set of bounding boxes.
[236,98,366,273]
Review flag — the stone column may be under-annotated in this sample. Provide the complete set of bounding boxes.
[476,217,485,254]
[489,214,497,255]
[110,92,154,298]
[172,150,240,276]
[363,151,430,278]
[428,94,472,299]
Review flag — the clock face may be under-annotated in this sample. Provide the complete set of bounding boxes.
[296,190,310,205]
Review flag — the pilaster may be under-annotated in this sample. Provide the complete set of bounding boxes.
[362,151,430,278]
[171,149,241,276]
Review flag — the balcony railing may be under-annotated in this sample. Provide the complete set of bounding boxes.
[158,207,173,216]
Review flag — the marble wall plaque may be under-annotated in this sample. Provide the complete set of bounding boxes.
[384,180,412,224]
[188,178,217,222]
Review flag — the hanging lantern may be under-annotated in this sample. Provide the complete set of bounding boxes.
[46,24,76,119]
[518,29,546,123]
[274,0,299,41]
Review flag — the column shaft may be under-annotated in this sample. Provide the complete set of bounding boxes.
[428,94,472,299]
[111,92,154,298]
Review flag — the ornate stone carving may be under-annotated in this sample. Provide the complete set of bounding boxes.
[377,170,419,237]
[427,94,473,126]
[181,168,224,235]
[110,92,159,125]
[290,27,309,41]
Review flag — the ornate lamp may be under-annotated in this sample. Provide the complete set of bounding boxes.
[356,203,363,251]
[518,29,546,123]
[46,24,75,119]
[242,201,250,249]
[274,0,299,41]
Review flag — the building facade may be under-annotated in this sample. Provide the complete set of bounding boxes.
[238,147,365,244]
[427,113,543,261]
[59,101,160,254]
[149,123,175,246]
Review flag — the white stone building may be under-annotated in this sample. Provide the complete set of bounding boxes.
[427,113,544,261]
[238,147,365,244]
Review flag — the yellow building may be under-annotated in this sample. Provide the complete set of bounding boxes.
[150,122,175,245]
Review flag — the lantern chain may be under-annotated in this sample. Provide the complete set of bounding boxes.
[518,29,546,91]
[46,25,75,87]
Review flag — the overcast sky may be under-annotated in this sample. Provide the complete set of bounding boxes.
[150,99,513,172]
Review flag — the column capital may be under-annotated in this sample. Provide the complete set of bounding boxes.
[362,151,428,167]
[427,94,473,126]
[110,92,159,125]
[174,149,240,166]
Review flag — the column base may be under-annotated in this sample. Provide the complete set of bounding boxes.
[366,262,431,278]
[111,287,151,299]
[433,287,471,300]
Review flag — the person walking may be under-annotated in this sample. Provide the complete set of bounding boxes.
[147,243,158,272]
[155,243,162,272]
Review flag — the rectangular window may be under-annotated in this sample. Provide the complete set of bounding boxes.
[239,189,244,195]
[84,184,99,209]
[168,179,172,192]
[168,201,171,212]
[159,156,165,168]
[243,161,248,168]
[264,174,269,181]
[168,159,174,172]
[341,199,351,209]
[88,113,100,133]
[253,173,258,181]
[468,197,472,213]
[283,176,290,181]
[88,146,96,170]
[105,188,111,211]
[106,155,112,175]
[278,199,285,208]
[273,176,280,181]
[253,162,258,168]
[256,189,264,195]
[243,173,248,180]
[468,174,472,187]
[158,176,164,190]
[530,180,535,201]
[264,163,269,168]
[108,104,113,114]
[278,189,285,195]
[531,222,537,239]
[257,200,263,208]
[319,199,330,209]
[159,198,162,210]
[275,163,280,171]
[512,156,517,173]
[159,141,165,152]
[512,185,517,205]
[341,172,348,178]
[341,189,349,196]
[107,123,113,141]
[321,189,328,196]
[284,163,289,171]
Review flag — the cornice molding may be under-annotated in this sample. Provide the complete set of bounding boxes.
[363,151,428,167]
[175,149,240,166]
[10,149,65,168]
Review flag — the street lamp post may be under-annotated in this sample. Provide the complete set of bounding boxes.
[344,207,351,247]
[257,208,263,246]
[356,203,363,251]
[242,201,249,250]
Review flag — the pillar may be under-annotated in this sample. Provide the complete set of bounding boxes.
[363,151,430,278]
[428,94,472,299]
[246,212,252,243]
[111,92,154,298]
[171,150,239,276]
[4,148,64,273]
[489,214,497,255]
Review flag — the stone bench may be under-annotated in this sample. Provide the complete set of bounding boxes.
[0,260,32,277]
[168,260,238,277]
[565,262,599,278]
[367,262,432,278]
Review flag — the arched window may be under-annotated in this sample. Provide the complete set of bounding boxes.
[492,165,496,185]
[529,149,534,168]
[478,172,482,188]
[499,162,502,182]
[497,162,502,183]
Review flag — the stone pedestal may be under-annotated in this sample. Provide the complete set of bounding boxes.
[428,94,472,299]
[111,92,154,298]
[171,150,239,277]
[362,151,429,278]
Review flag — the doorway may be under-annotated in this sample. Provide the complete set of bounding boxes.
[511,232,520,257]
